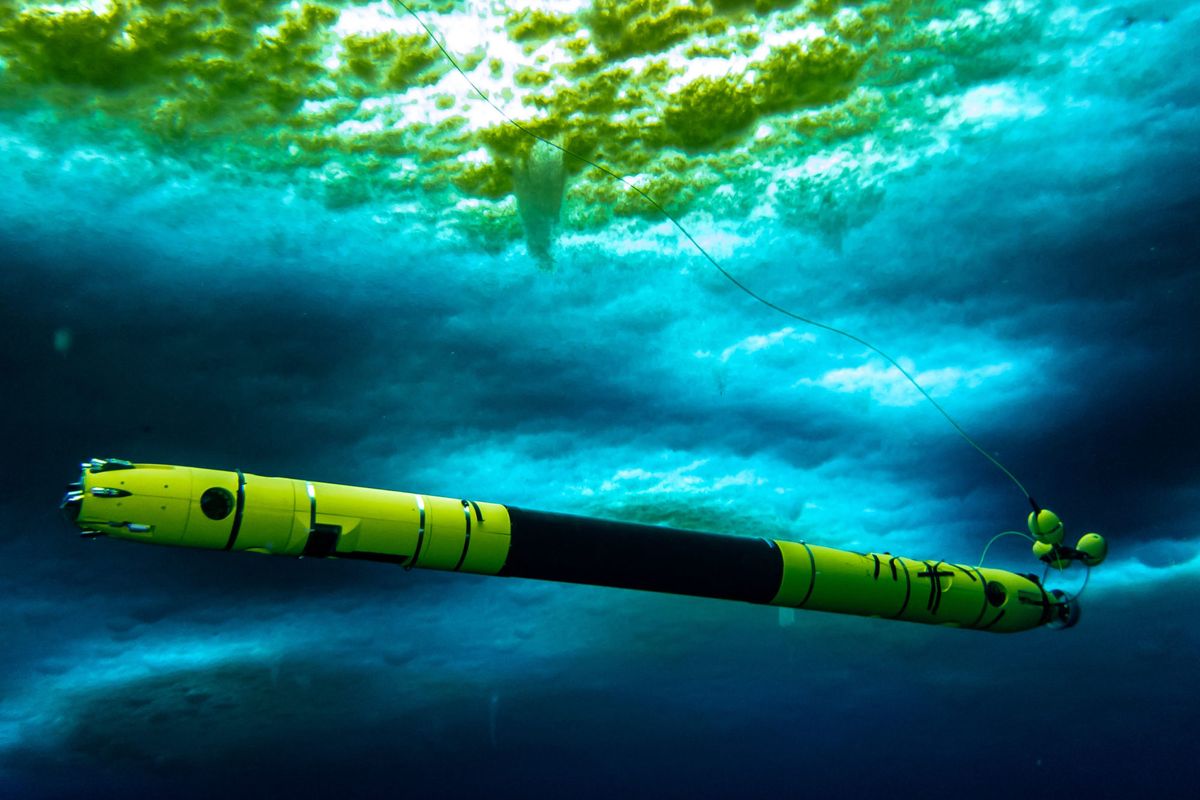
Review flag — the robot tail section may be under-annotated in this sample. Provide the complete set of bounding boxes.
[61,459,1076,633]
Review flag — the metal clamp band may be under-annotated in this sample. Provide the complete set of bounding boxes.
[406,494,427,571]
[452,499,473,572]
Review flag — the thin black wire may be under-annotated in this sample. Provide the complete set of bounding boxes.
[393,1,1033,504]
[1041,556,1092,604]
[976,530,1036,568]
[1072,563,1092,601]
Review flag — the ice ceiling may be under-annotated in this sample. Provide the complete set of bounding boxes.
[0,0,1074,256]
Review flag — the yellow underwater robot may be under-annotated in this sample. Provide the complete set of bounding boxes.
[61,458,1106,634]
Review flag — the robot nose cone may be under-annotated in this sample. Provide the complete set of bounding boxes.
[60,459,138,537]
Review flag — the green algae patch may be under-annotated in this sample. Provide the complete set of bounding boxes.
[757,38,866,109]
[662,76,758,150]
[514,65,554,88]
[587,0,712,59]
[384,34,447,88]
[784,87,887,146]
[613,172,693,219]
[506,8,579,43]
[452,160,514,200]
[1,0,337,148]
[339,31,447,89]
[711,0,805,13]
[4,4,202,89]
[685,39,735,58]
[0,0,1062,254]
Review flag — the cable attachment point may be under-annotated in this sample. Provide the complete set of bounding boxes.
[1026,509,1108,570]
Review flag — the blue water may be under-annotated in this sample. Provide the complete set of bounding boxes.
[2,1,1198,797]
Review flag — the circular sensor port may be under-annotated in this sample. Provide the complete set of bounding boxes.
[200,487,235,520]
[984,580,1008,607]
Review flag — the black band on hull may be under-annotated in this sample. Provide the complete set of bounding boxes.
[500,508,784,604]
[224,469,246,551]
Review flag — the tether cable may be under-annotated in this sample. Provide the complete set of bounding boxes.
[393,1,1035,505]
